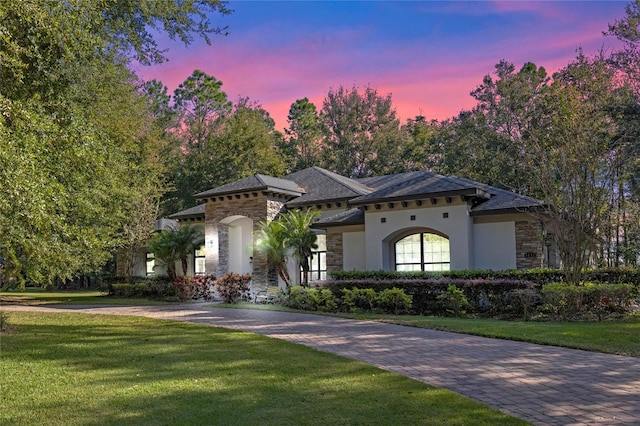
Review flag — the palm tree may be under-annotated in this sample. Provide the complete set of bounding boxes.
[255,219,291,286]
[147,230,179,281]
[173,224,205,276]
[148,224,204,280]
[283,209,321,286]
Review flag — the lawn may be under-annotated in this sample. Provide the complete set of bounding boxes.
[0,311,525,426]
[220,303,640,357]
[0,288,172,306]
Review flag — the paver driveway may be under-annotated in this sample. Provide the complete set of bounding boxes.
[2,303,638,425]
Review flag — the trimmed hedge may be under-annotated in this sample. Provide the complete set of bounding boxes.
[328,268,640,287]
[322,278,539,317]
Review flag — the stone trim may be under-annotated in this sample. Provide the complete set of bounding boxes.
[326,231,344,273]
[515,220,543,269]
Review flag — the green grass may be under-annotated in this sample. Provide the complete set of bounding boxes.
[0,311,525,426]
[219,303,640,357]
[0,287,172,306]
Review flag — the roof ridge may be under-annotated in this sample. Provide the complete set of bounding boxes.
[313,166,372,194]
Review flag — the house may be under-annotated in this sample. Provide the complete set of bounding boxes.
[165,167,553,295]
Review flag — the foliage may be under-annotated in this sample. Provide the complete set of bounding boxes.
[255,219,291,286]
[437,285,471,317]
[282,98,323,173]
[172,275,216,301]
[343,288,378,312]
[319,85,409,177]
[377,287,413,315]
[541,282,635,321]
[255,208,321,286]
[284,286,338,312]
[282,209,321,285]
[214,272,251,304]
[147,225,204,280]
[0,1,228,286]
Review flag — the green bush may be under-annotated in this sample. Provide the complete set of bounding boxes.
[541,282,635,320]
[343,288,377,312]
[437,285,470,317]
[316,289,338,312]
[285,286,318,310]
[377,287,412,314]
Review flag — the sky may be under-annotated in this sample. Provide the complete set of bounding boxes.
[136,0,629,131]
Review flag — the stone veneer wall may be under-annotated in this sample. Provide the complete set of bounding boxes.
[515,220,544,269]
[325,231,343,274]
[204,192,288,291]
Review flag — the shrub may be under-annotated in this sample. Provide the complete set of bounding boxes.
[285,286,318,310]
[507,287,542,320]
[316,289,338,312]
[541,282,635,320]
[437,285,470,317]
[214,273,251,304]
[377,287,412,314]
[172,275,216,301]
[343,288,377,312]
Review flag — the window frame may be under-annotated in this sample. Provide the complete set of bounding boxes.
[394,231,450,272]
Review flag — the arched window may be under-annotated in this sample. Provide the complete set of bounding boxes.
[395,232,450,271]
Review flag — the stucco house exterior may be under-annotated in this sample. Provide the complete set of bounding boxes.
[162,167,552,294]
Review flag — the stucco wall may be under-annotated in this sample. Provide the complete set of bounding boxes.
[364,202,472,270]
[343,231,366,271]
[473,221,516,270]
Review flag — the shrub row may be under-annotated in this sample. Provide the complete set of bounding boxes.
[320,278,637,320]
[323,278,539,317]
[103,276,175,299]
[329,268,640,287]
[284,286,412,314]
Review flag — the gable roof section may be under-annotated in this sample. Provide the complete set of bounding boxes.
[350,171,491,206]
[168,203,205,221]
[284,166,373,207]
[452,176,546,216]
[195,174,304,199]
[312,208,364,228]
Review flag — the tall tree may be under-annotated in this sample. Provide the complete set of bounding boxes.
[173,69,232,149]
[0,0,230,287]
[282,98,323,172]
[318,85,407,178]
[527,54,629,282]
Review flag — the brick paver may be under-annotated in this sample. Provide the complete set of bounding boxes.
[2,303,638,425]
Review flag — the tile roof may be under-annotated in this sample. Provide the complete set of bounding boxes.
[312,208,364,228]
[284,166,372,207]
[195,174,304,199]
[350,170,491,205]
[168,203,205,220]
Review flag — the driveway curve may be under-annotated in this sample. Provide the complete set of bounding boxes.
[2,303,638,425]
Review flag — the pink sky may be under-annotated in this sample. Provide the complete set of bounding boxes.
[137,1,627,131]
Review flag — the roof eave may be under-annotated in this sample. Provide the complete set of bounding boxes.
[349,188,490,207]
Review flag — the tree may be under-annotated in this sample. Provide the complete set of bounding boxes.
[147,224,204,280]
[527,54,629,283]
[255,209,321,287]
[282,209,321,286]
[318,85,407,178]
[0,1,230,287]
[467,61,551,195]
[173,69,232,149]
[282,98,323,172]
[255,219,291,286]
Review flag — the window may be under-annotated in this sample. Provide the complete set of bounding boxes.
[302,234,327,281]
[395,232,450,271]
[194,245,206,275]
[146,252,155,276]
